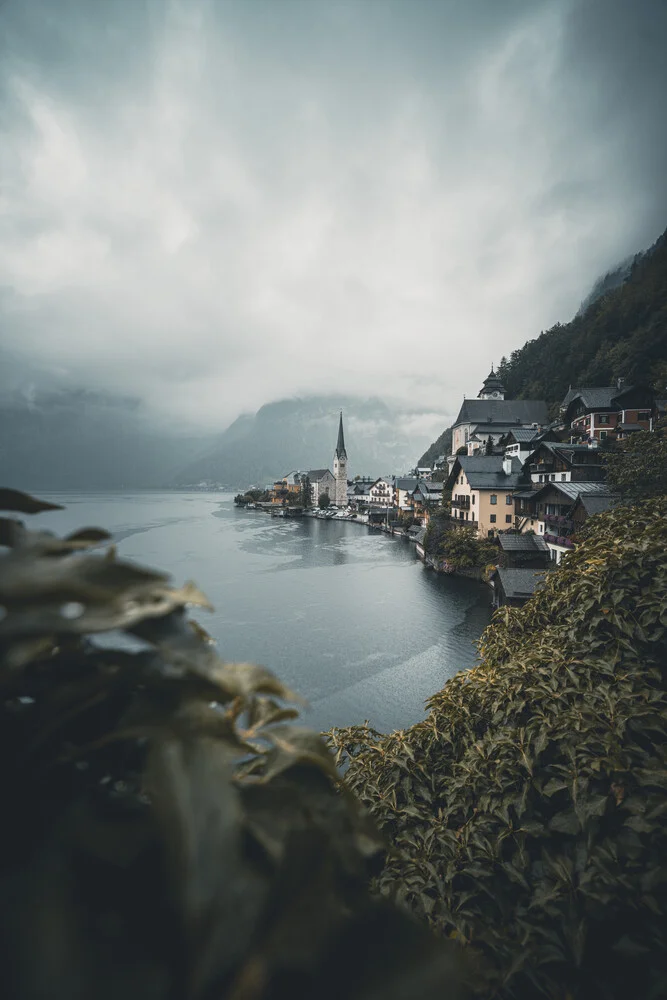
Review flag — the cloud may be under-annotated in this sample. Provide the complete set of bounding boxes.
[1,0,665,432]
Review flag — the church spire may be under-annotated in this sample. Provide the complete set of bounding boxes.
[335,410,347,459]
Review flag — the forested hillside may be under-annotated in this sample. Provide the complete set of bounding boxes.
[418,225,667,464]
[497,225,667,407]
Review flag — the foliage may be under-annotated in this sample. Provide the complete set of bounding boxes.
[419,425,453,468]
[495,226,667,404]
[328,499,667,1000]
[299,473,312,509]
[424,521,498,572]
[234,488,269,505]
[603,418,667,498]
[318,492,332,509]
[0,488,465,1000]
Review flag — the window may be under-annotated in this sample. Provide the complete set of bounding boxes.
[487,530,494,538]
[560,473,566,481]
[638,411,650,420]
[505,494,512,505]
[599,414,609,424]
[490,495,497,505]
[505,514,512,523]
[490,514,496,523]
[600,430,607,440]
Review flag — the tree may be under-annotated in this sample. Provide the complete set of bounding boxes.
[484,436,493,455]
[318,492,331,509]
[298,474,312,509]
[604,420,667,498]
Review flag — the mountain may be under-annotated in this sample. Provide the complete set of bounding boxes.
[496,225,667,407]
[0,388,215,491]
[174,396,430,488]
[417,224,667,465]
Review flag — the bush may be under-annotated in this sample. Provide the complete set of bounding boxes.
[329,499,667,999]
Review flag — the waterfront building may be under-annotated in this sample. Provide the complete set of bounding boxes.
[445,454,527,538]
[513,480,617,563]
[307,469,335,506]
[333,411,348,507]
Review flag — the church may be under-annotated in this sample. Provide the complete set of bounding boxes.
[450,367,549,458]
[333,411,348,507]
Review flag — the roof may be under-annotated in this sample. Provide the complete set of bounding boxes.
[479,367,506,394]
[503,427,543,443]
[618,422,643,431]
[498,534,549,553]
[565,386,618,410]
[514,489,540,499]
[335,411,346,458]
[453,398,549,428]
[531,481,613,503]
[394,477,419,490]
[574,494,621,516]
[307,469,333,481]
[496,567,549,600]
[452,455,526,490]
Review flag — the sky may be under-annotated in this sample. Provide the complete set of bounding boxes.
[1,0,666,435]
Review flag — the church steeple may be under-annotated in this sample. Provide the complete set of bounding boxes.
[333,411,348,507]
[478,364,506,400]
[335,410,347,459]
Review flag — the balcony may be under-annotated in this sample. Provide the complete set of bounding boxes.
[544,513,574,530]
[544,533,575,548]
[451,498,471,509]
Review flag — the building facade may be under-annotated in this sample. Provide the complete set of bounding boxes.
[445,455,526,538]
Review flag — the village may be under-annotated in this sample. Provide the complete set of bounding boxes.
[235,368,665,610]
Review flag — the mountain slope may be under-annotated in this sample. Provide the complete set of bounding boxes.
[174,396,428,487]
[497,226,667,406]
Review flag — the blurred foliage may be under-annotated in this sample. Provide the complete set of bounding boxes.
[603,417,667,499]
[496,226,667,404]
[329,499,667,999]
[0,488,465,1000]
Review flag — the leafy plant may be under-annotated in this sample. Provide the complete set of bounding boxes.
[603,418,667,498]
[0,488,464,1000]
[329,498,667,999]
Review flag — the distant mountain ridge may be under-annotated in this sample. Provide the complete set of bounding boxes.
[174,396,428,487]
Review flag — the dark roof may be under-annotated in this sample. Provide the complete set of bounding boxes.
[498,534,549,553]
[514,489,540,499]
[574,494,621,516]
[618,422,643,431]
[307,469,333,481]
[503,427,543,443]
[562,384,646,415]
[335,411,346,458]
[530,481,613,504]
[394,477,419,490]
[479,367,506,395]
[454,455,526,490]
[454,398,549,428]
[496,567,548,600]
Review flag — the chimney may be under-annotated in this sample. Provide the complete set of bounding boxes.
[503,457,512,475]
[617,377,625,390]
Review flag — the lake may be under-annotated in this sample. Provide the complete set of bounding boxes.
[29,492,492,734]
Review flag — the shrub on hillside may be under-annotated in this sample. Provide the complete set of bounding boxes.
[329,499,667,999]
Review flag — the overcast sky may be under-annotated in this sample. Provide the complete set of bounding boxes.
[1,0,666,432]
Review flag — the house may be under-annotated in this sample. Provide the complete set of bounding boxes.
[416,467,432,479]
[450,369,549,459]
[411,480,444,522]
[307,469,335,505]
[393,477,419,512]
[490,567,549,608]
[569,493,621,529]
[368,477,394,508]
[499,426,558,464]
[496,533,550,569]
[560,380,655,442]
[513,481,615,563]
[525,441,606,485]
[445,454,528,538]
[271,471,305,504]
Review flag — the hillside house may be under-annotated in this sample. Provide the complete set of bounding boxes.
[445,455,528,538]
[513,481,615,563]
[449,369,549,461]
[490,567,549,608]
[525,441,606,485]
[496,533,550,569]
[560,381,655,442]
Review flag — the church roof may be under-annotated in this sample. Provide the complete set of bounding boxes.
[335,411,347,458]
[480,366,506,394]
[454,398,549,428]
[307,469,333,481]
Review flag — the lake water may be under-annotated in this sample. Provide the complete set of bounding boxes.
[29,492,492,734]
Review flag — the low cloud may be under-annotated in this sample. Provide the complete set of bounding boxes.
[1,0,665,432]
